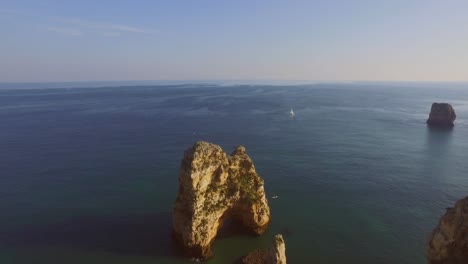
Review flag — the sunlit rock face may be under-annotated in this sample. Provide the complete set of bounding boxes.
[428,196,468,264]
[270,234,287,264]
[172,141,270,259]
[241,234,287,264]
[427,103,456,128]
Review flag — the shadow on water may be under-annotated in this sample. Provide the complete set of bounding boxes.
[215,218,256,240]
[421,126,454,185]
[0,211,183,258]
[425,126,453,156]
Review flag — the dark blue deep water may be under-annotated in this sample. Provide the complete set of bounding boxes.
[1,83,468,264]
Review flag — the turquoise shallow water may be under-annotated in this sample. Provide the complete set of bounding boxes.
[1,83,468,263]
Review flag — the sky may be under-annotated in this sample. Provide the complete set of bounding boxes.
[1,0,468,82]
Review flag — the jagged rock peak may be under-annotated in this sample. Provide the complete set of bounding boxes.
[232,145,247,155]
[427,103,456,128]
[241,234,287,264]
[428,196,468,264]
[270,234,287,264]
[172,141,271,260]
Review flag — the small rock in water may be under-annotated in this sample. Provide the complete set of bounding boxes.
[426,103,456,128]
[241,234,287,264]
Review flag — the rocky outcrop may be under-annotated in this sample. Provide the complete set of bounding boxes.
[428,196,468,264]
[270,235,287,264]
[241,234,287,264]
[427,103,456,127]
[172,141,271,259]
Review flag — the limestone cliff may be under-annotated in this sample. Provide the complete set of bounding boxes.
[172,141,271,259]
[428,196,468,264]
[241,234,287,264]
[427,103,456,127]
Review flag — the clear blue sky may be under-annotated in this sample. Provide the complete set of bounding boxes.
[1,0,467,82]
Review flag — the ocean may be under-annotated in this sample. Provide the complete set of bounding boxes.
[1,82,468,263]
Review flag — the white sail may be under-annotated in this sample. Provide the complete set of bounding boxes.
[290,108,295,117]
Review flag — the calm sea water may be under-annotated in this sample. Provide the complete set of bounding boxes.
[1,83,468,264]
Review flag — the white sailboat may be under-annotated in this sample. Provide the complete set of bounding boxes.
[290,108,295,118]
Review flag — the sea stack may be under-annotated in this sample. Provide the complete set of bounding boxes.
[172,141,271,259]
[241,234,287,264]
[426,103,456,128]
[428,196,468,264]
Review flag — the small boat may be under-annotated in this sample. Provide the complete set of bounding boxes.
[272,195,278,199]
[290,108,295,118]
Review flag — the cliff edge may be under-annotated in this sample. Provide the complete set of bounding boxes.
[428,196,468,264]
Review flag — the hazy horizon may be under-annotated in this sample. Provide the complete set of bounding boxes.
[1,0,468,82]
[2,79,468,91]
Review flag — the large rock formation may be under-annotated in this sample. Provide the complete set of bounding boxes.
[427,103,456,128]
[241,234,287,264]
[172,141,271,259]
[428,196,468,264]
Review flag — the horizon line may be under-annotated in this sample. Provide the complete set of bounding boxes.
[1,79,468,84]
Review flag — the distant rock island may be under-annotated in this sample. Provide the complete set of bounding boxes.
[428,196,468,264]
[172,141,271,260]
[427,103,456,127]
[241,234,287,264]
